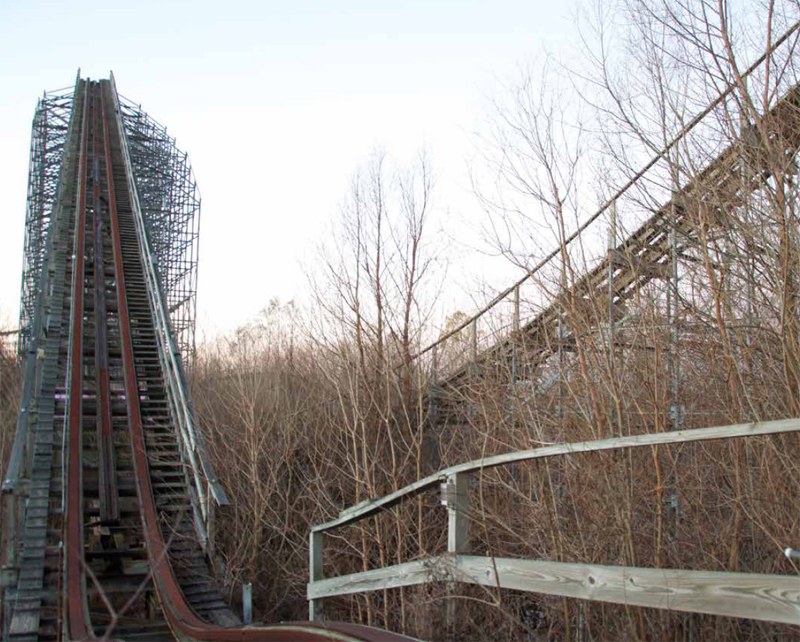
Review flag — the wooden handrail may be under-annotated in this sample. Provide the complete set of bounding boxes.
[308,417,800,624]
[308,555,800,625]
[313,417,800,533]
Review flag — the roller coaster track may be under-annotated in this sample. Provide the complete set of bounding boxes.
[2,78,412,642]
[4,36,800,639]
[434,73,800,398]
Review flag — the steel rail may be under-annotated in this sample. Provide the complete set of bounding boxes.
[64,77,95,642]
[92,83,119,524]
[99,80,415,641]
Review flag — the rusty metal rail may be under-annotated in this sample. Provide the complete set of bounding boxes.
[3,75,415,642]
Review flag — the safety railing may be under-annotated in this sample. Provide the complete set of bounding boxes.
[308,418,800,625]
[109,73,229,551]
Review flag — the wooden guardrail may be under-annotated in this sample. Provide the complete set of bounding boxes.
[308,418,800,626]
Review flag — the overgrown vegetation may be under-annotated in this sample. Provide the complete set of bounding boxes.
[2,1,798,640]
[191,3,800,640]
[186,5,800,641]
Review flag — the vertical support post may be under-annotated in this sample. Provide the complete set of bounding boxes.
[309,530,324,621]
[443,472,470,630]
[556,258,567,422]
[669,223,680,432]
[428,344,439,427]
[608,199,617,371]
[739,109,756,389]
[667,191,691,642]
[512,286,520,383]
[557,309,564,422]
[607,200,618,436]
[471,319,478,362]
[242,582,252,625]
[446,472,470,554]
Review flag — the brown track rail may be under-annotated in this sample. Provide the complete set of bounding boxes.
[58,78,414,642]
[64,74,93,642]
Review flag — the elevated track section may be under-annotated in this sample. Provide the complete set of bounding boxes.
[4,27,800,638]
[421,37,800,412]
[1,76,412,642]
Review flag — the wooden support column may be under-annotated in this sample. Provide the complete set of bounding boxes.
[309,531,324,620]
[608,199,617,376]
[242,582,252,624]
[443,472,470,630]
[512,285,520,383]
[471,320,478,362]
[446,473,470,553]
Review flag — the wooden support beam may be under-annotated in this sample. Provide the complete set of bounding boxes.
[610,250,670,280]
[307,555,800,625]
[452,556,800,625]
[309,559,434,599]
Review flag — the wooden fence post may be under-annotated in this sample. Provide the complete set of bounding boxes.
[309,531,324,620]
[242,582,252,624]
[443,472,470,630]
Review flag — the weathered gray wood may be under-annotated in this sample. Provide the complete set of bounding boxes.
[455,556,800,625]
[445,472,470,629]
[309,531,324,621]
[307,555,800,625]
[242,582,252,625]
[446,473,470,555]
[318,418,800,533]
[308,559,440,599]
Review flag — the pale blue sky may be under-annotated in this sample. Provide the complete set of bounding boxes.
[0,0,576,335]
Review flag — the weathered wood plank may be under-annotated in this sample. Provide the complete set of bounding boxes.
[308,559,435,599]
[317,418,800,532]
[307,555,800,625]
[455,556,800,626]
[308,531,324,621]
[445,473,470,555]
